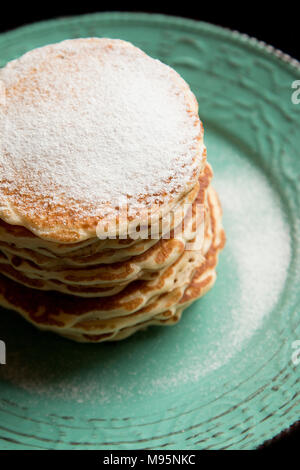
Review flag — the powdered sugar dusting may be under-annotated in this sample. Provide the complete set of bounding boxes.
[150,153,291,389]
[0,38,202,219]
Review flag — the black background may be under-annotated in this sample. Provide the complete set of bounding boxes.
[0,1,299,451]
[0,2,299,61]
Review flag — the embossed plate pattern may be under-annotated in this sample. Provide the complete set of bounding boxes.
[0,13,299,450]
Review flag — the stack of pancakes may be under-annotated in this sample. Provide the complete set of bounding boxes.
[0,38,225,342]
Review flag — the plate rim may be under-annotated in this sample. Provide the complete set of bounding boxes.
[1,11,300,73]
[0,11,299,450]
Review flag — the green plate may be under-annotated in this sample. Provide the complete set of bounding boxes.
[0,12,299,450]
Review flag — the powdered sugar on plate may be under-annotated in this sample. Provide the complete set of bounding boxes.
[150,151,291,389]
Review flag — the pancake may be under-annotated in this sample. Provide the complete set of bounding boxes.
[0,187,224,342]
[0,169,211,292]
[0,38,205,243]
[0,170,203,257]
[0,241,204,328]
[0,204,198,291]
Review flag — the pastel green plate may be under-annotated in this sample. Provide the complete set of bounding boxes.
[0,12,299,450]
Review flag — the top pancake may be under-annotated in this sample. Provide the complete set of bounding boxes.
[0,38,204,243]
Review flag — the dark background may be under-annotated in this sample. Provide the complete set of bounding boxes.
[0,2,299,61]
[0,1,299,451]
